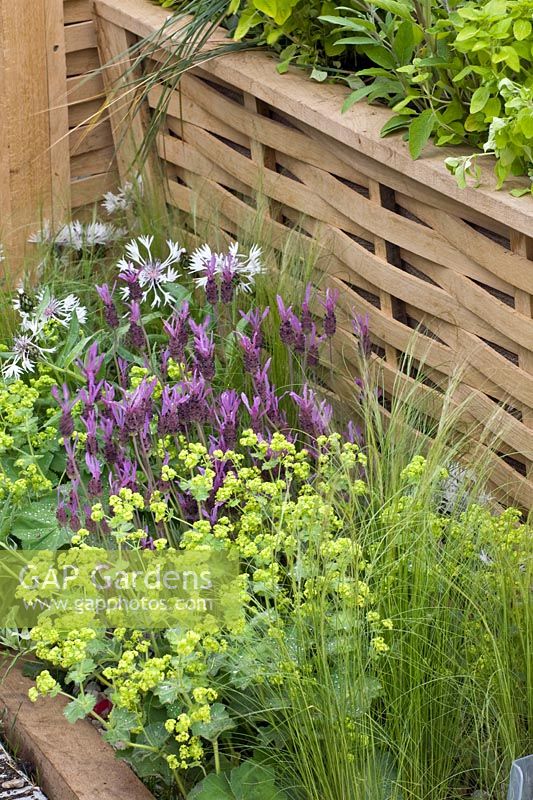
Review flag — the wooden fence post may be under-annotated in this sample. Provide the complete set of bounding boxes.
[0,0,69,282]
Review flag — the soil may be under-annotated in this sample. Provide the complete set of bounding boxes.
[0,741,46,800]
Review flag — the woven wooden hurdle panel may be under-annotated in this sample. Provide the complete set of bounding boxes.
[64,0,119,212]
[0,0,118,268]
[95,0,533,509]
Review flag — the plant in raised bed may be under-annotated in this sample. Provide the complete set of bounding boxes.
[2,209,531,800]
[146,0,533,190]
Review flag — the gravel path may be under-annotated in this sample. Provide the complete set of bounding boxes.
[0,742,46,800]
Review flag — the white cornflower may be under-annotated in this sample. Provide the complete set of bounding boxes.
[28,221,54,245]
[57,221,126,251]
[62,293,88,325]
[28,220,125,251]
[102,176,143,215]
[2,321,56,380]
[14,287,87,329]
[187,241,263,293]
[117,236,185,307]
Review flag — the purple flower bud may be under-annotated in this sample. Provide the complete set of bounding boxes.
[190,317,215,381]
[141,536,155,551]
[68,479,81,532]
[64,437,79,480]
[276,296,295,346]
[96,284,119,329]
[118,264,143,302]
[239,307,269,349]
[51,384,75,438]
[253,358,272,403]
[164,301,189,362]
[290,385,332,440]
[84,505,98,534]
[205,257,219,305]
[111,457,138,493]
[126,301,145,349]
[320,288,339,338]
[181,373,211,425]
[353,313,371,358]
[86,452,103,498]
[122,378,156,433]
[215,390,240,451]
[159,385,181,435]
[221,256,237,304]
[241,393,264,434]
[177,491,199,522]
[238,332,261,373]
[82,408,98,456]
[305,323,325,368]
[292,315,305,353]
[78,342,105,383]
[346,420,364,447]
[56,499,69,527]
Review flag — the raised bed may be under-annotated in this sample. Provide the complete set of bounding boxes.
[93,0,533,508]
[0,656,154,800]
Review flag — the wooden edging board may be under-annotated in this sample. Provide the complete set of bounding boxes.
[0,656,155,800]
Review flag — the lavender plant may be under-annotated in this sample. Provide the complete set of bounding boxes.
[52,237,342,545]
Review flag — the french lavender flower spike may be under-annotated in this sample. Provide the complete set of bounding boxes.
[51,383,75,438]
[320,287,339,338]
[126,300,145,350]
[352,312,372,357]
[95,283,119,329]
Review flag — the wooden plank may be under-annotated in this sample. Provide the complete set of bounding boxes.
[69,119,114,155]
[369,179,398,368]
[46,0,71,221]
[64,0,94,25]
[0,658,156,800]
[0,2,12,241]
[0,0,52,274]
[66,47,100,77]
[150,77,367,185]
[405,200,533,295]
[510,231,533,480]
[157,133,251,196]
[69,96,105,128]
[71,170,118,207]
[67,71,105,104]
[401,252,518,353]
[65,20,98,53]
[95,14,165,206]
[71,144,116,178]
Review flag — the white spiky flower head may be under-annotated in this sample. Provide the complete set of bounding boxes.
[187,241,264,293]
[117,236,185,307]
[14,287,87,330]
[102,176,143,215]
[2,319,56,380]
[28,220,125,251]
